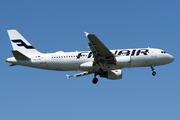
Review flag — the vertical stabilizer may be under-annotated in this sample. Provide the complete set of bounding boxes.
[7,30,41,55]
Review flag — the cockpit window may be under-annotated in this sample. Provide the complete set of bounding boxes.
[161,51,166,53]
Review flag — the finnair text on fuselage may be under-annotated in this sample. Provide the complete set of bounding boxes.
[75,49,149,59]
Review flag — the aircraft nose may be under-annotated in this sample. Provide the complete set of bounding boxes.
[167,54,174,63]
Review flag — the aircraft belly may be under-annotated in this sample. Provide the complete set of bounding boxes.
[13,59,48,70]
[46,59,89,71]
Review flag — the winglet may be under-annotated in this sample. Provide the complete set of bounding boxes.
[84,31,89,37]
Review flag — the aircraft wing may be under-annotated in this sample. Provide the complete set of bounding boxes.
[85,32,115,67]
[85,32,114,59]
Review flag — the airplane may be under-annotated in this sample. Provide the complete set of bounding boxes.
[6,30,174,84]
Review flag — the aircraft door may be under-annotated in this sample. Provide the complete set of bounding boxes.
[151,49,157,58]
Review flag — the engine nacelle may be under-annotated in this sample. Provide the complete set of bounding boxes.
[115,56,131,67]
[100,69,122,80]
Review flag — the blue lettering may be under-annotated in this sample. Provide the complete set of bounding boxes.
[118,50,130,56]
[131,49,136,56]
[77,53,82,59]
[140,49,149,55]
[114,50,117,55]
[136,49,149,56]
[88,52,93,58]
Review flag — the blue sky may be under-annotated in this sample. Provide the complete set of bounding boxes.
[1,0,180,120]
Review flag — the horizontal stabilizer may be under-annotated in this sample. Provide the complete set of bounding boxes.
[12,50,30,60]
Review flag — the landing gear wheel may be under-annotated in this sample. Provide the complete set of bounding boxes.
[98,68,103,74]
[92,78,98,84]
[152,71,156,76]
[151,66,156,76]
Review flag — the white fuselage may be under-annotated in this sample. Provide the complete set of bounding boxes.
[6,29,175,83]
[6,48,174,72]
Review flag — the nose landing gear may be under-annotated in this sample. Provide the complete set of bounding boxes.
[152,71,156,76]
[151,66,156,76]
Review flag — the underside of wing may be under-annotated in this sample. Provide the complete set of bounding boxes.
[85,32,114,60]
[85,32,115,68]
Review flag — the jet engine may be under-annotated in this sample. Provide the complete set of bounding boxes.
[100,69,122,80]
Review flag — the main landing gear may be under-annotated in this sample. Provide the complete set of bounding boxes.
[151,66,156,76]
[92,77,98,84]
[98,68,103,74]
[92,68,104,84]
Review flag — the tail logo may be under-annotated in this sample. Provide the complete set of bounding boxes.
[11,39,35,49]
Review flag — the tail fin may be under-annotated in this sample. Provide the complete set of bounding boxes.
[7,30,41,55]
